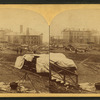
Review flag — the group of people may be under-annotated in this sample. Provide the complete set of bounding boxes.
[16,47,37,54]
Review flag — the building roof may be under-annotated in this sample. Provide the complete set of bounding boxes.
[62,28,96,32]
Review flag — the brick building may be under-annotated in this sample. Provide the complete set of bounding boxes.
[5,25,43,46]
[7,34,43,46]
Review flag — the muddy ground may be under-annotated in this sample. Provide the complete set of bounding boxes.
[0,49,49,93]
[50,48,100,83]
[0,47,100,93]
[50,48,100,93]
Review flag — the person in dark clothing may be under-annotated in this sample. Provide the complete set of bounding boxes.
[16,48,19,54]
[33,50,36,54]
[20,48,22,54]
[75,49,78,54]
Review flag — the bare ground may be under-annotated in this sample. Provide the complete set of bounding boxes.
[50,49,100,90]
[0,50,49,93]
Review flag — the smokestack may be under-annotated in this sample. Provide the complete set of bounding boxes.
[20,25,23,34]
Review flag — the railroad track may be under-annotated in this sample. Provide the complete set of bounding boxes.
[0,60,49,93]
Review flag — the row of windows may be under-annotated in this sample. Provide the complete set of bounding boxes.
[25,41,40,44]
[21,36,40,40]
[69,39,91,43]
[7,36,42,45]
[64,31,92,36]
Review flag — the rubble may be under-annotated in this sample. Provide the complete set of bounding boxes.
[79,82,95,92]
[0,81,37,93]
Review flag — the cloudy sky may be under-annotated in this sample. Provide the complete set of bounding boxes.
[0,8,49,43]
[50,9,100,36]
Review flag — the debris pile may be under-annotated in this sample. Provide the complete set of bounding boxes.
[79,82,95,92]
[0,81,37,93]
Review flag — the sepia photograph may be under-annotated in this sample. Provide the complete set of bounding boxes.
[50,9,100,94]
[0,4,99,97]
[0,8,49,93]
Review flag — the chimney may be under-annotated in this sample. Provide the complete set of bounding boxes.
[20,25,23,34]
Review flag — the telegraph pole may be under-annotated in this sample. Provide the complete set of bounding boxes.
[49,25,51,81]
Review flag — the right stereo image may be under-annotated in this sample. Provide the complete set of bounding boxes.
[49,9,100,93]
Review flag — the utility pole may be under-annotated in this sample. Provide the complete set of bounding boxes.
[49,25,51,82]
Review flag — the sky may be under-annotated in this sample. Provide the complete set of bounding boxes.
[50,9,100,37]
[1,8,100,43]
[0,8,49,43]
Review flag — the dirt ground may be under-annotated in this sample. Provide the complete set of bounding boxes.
[50,48,100,84]
[0,49,49,93]
[1,47,100,93]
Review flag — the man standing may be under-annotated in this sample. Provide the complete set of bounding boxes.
[16,48,19,54]
[75,49,78,54]
[20,48,22,54]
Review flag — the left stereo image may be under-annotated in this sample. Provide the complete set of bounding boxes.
[0,8,49,93]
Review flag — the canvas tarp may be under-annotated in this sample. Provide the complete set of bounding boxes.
[14,53,77,73]
[14,56,24,69]
[36,54,49,73]
[14,54,49,73]
[50,53,77,69]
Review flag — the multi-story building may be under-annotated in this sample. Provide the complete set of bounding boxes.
[50,36,63,45]
[7,34,43,46]
[0,25,43,49]
[20,34,43,45]
[62,28,100,45]
[0,29,8,42]
[4,25,43,46]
